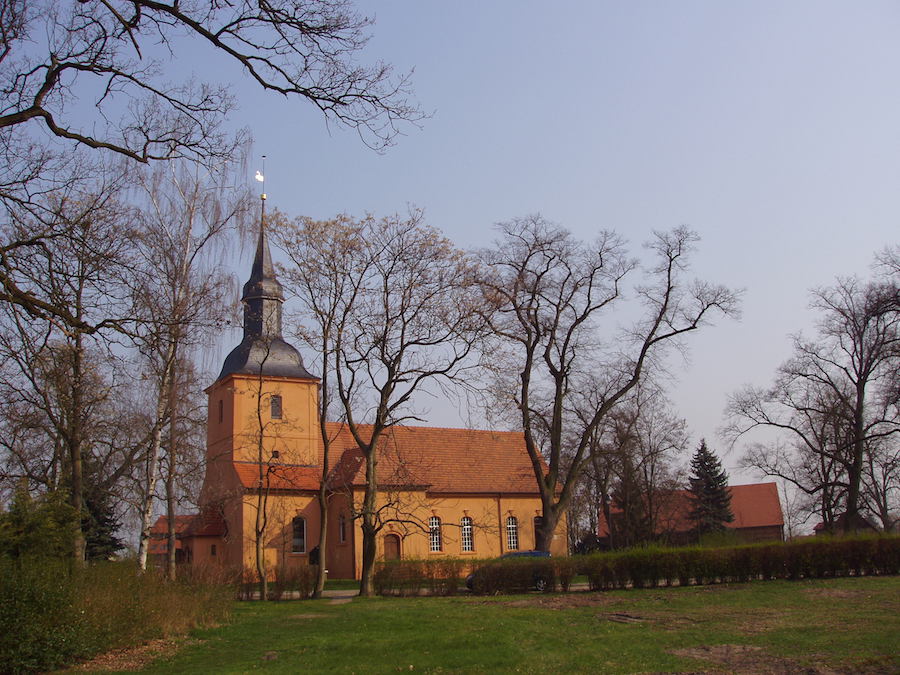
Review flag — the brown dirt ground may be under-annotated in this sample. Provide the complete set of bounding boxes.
[672,644,855,675]
[64,638,193,673]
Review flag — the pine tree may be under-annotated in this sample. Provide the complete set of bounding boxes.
[688,439,734,536]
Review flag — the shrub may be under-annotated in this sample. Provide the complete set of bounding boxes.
[467,557,555,595]
[272,564,317,600]
[0,558,232,674]
[374,560,428,596]
[554,557,578,592]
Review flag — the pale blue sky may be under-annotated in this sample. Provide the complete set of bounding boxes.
[214,2,899,477]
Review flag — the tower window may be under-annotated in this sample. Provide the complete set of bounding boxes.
[271,394,282,419]
[292,516,306,553]
[339,513,347,543]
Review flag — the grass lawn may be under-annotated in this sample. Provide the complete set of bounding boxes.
[94,576,899,674]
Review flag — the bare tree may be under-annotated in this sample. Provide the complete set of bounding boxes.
[728,265,900,532]
[0,190,141,561]
[273,213,364,597]
[1,0,422,324]
[275,211,485,596]
[478,216,739,551]
[130,160,248,575]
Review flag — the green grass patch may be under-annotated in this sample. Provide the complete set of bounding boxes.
[131,576,899,674]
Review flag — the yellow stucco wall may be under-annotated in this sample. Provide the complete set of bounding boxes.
[206,374,319,467]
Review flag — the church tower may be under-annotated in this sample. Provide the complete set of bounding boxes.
[204,193,320,501]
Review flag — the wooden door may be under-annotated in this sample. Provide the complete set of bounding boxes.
[383,534,401,561]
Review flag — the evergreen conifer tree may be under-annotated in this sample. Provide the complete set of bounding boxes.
[688,439,734,536]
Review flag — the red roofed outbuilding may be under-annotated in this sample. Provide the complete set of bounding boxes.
[598,482,784,547]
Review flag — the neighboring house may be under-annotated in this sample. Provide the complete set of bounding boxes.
[598,482,784,547]
[148,515,194,566]
[152,215,566,579]
[813,512,879,536]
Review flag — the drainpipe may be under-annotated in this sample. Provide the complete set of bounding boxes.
[496,494,504,556]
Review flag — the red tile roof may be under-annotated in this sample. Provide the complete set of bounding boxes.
[183,508,227,537]
[599,482,783,537]
[233,461,321,491]
[148,515,195,554]
[225,424,542,496]
[322,423,540,494]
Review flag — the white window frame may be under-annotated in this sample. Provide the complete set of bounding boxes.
[429,516,442,552]
[506,516,519,551]
[461,516,474,552]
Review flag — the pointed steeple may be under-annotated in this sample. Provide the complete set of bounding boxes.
[217,194,315,381]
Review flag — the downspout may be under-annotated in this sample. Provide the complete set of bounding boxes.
[496,493,504,556]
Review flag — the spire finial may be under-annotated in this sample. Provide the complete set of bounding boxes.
[255,154,267,201]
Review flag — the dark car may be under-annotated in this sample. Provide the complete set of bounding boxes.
[466,550,552,593]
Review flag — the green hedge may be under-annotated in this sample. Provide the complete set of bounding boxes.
[581,535,900,591]
[372,535,900,598]
[374,558,467,596]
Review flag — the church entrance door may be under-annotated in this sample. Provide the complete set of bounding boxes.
[383,534,401,561]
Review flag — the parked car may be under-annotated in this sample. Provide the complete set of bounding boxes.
[466,550,553,593]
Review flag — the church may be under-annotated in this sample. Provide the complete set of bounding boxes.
[166,204,567,579]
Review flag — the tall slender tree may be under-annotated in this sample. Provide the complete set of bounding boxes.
[688,439,733,537]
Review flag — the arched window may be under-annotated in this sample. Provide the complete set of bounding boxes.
[460,516,474,552]
[429,516,442,552]
[339,513,347,544]
[506,516,519,551]
[292,516,306,553]
[270,394,283,420]
[533,516,543,547]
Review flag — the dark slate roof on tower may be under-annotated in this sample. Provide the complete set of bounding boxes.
[217,196,316,382]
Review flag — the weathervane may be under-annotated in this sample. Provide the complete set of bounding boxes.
[255,154,267,201]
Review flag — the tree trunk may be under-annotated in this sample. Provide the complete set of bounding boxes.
[313,483,329,598]
[358,450,378,597]
[136,343,175,572]
[70,329,86,565]
[165,352,180,581]
[534,502,559,552]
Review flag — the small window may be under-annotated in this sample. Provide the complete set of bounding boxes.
[533,516,543,547]
[339,513,347,543]
[271,394,283,420]
[218,399,223,423]
[292,516,306,553]
[210,544,217,557]
[506,516,519,551]
[429,516,442,552]
[461,516,474,552]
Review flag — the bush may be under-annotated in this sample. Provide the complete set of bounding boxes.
[467,557,555,595]
[0,558,232,674]
[272,564,317,600]
[554,557,578,592]
[374,560,428,596]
